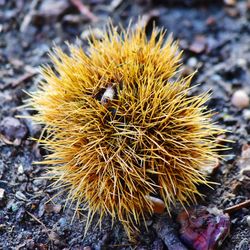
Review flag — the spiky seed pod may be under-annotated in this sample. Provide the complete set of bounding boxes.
[28,24,223,238]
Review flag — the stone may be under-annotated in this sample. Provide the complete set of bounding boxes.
[243,109,250,120]
[231,90,249,109]
[0,117,28,141]
[189,36,206,54]
[17,164,24,175]
[39,0,69,19]
[15,206,26,222]
[44,203,62,214]
[187,57,198,68]
[0,188,5,200]
[246,216,250,227]
[15,191,27,201]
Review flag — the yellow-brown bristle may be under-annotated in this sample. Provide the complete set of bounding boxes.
[27,23,224,238]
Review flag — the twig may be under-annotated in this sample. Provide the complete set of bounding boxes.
[26,210,49,233]
[12,72,36,88]
[70,0,98,22]
[27,211,61,244]
[1,67,37,90]
[224,199,250,214]
[153,215,188,250]
[20,0,40,33]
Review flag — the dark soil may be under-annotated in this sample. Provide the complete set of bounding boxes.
[1,0,250,249]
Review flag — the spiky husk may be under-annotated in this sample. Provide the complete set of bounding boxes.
[28,24,223,237]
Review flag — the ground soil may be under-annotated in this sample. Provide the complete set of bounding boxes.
[0,0,250,249]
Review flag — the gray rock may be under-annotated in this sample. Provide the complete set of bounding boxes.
[187,57,198,68]
[0,117,28,141]
[0,160,4,179]
[243,109,250,120]
[246,216,250,227]
[15,191,27,201]
[0,188,5,200]
[15,206,26,222]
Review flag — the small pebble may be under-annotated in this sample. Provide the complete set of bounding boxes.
[9,201,21,212]
[237,58,247,68]
[39,0,69,18]
[33,179,46,187]
[189,36,206,54]
[48,231,60,241]
[0,160,4,179]
[187,57,198,68]
[0,117,28,141]
[211,74,222,82]
[231,90,249,109]
[0,188,5,200]
[246,216,250,227]
[58,217,67,229]
[17,175,27,182]
[83,247,92,250]
[17,164,24,175]
[231,218,238,225]
[243,109,250,120]
[16,206,26,222]
[15,191,27,201]
[44,203,62,214]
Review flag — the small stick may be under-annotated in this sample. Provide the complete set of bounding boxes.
[224,199,250,214]
[12,72,36,88]
[26,211,49,233]
[70,0,98,22]
[153,215,188,250]
[20,0,40,32]
[0,71,37,90]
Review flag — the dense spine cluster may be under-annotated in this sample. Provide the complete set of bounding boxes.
[28,24,223,237]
